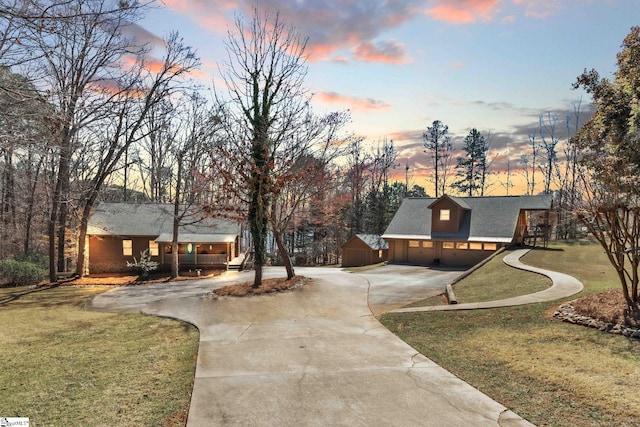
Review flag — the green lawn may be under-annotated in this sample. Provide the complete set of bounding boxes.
[0,285,198,427]
[380,242,640,427]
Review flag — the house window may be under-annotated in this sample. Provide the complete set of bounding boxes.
[123,239,132,256]
[484,243,498,251]
[456,242,468,249]
[422,241,433,248]
[378,250,383,258]
[440,209,450,221]
[408,240,420,248]
[149,240,159,256]
[469,242,483,250]
[442,241,454,249]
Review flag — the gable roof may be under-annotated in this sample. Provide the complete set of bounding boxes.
[428,194,471,210]
[352,234,389,250]
[383,194,552,243]
[87,203,241,240]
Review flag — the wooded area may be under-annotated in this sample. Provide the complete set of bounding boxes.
[1,2,639,310]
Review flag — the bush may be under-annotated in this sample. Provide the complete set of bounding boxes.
[14,251,48,269]
[127,249,159,281]
[0,259,46,285]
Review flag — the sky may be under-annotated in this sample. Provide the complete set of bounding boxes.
[138,0,640,195]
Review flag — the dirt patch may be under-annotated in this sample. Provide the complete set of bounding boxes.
[212,276,308,297]
[572,289,640,327]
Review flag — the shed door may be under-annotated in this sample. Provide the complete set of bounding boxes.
[344,248,368,267]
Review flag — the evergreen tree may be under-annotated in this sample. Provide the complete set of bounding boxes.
[453,128,487,196]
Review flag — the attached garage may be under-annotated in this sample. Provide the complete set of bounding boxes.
[383,194,553,268]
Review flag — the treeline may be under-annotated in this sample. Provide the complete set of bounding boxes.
[0,1,590,282]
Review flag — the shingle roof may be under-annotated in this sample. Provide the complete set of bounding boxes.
[383,194,552,243]
[355,234,389,250]
[87,203,241,240]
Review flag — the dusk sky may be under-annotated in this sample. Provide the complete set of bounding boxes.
[140,0,639,195]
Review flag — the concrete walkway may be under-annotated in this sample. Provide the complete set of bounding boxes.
[390,248,584,314]
[89,267,534,426]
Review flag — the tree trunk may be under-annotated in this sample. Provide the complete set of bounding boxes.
[171,155,183,279]
[23,153,43,255]
[56,146,71,273]
[75,187,101,278]
[273,228,295,279]
[75,203,91,278]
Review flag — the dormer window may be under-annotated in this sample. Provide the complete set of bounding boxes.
[440,209,450,221]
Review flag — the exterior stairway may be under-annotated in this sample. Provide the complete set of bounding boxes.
[227,253,246,271]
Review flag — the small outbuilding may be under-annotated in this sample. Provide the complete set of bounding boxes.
[341,234,389,267]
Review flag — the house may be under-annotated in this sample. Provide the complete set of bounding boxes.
[341,234,389,267]
[86,203,242,274]
[382,194,553,267]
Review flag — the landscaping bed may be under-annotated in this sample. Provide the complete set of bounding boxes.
[211,275,308,297]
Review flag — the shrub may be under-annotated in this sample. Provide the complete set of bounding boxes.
[14,251,48,269]
[127,249,159,280]
[0,259,46,286]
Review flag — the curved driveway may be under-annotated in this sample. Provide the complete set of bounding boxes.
[89,266,533,427]
[390,249,584,313]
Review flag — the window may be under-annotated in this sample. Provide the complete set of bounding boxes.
[440,209,450,221]
[442,241,454,249]
[123,239,132,256]
[149,240,159,256]
[408,240,420,248]
[484,243,498,251]
[456,242,468,250]
[378,250,383,258]
[469,242,483,250]
[422,241,433,248]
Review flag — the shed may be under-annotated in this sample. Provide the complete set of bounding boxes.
[341,234,389,267]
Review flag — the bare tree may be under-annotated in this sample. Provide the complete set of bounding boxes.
[500,142,514,196]
[343,137,369,235]
[269,111,350,279]
[17,0,152,281]
[423,120,453,197]
[73,32,199,277]
[520,134,540,195]
[539,112,561,194]
[214,7,311,287]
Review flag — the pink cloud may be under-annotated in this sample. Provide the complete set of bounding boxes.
[157,0,422,64]
[426,0,502,24]
[353,40,410,64]
[315,92,391,112]
[451,61,467,68]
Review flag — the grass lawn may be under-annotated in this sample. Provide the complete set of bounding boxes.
[0,285,198,427]
[380,242,640,427]
[407,249,552,307]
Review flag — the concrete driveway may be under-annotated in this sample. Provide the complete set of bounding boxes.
[89,266,532,427]
[357,264,464,315]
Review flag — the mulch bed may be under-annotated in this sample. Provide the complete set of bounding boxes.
[211,276,308,297]
[572,289,640,327]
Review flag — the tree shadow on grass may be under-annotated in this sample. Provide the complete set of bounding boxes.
[0,284,61,307]
[527,245,565,252]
